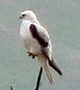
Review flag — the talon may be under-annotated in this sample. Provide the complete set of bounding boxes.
[27,52,32,56]
[32,55,35,59]
[29,53,32,56]
[27,51,37,59]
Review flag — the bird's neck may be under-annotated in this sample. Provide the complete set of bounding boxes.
[32,19,40,25]
[22,18,40,25]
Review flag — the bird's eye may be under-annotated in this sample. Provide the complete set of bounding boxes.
[22,14,26,17]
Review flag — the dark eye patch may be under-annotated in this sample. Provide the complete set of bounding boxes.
[22,14,26,17]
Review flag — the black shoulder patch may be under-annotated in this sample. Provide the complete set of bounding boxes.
[30,24,48,47]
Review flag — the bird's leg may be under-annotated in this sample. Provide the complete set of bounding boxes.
[27,51,37,59]
[35,67,43,90]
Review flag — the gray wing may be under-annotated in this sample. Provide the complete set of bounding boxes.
[29,23,52,60]
[29,24,50,47]
[29,24,63,76]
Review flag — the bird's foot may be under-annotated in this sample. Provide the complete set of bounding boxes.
[27,52,37,59]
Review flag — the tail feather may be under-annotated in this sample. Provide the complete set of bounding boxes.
[43,62,53,84]
[37,55,54,84]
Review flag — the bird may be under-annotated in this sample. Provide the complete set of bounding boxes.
[19,10,62,86]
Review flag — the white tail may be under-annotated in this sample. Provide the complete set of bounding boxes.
[37,55,54,84]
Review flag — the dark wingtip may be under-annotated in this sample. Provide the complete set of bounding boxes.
[59,70,63,76]
[48,60,63,76]
[56,68,63,76]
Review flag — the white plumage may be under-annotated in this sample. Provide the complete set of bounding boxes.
[19,10,62,84]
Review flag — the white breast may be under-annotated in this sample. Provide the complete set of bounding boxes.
[20,21,41,54]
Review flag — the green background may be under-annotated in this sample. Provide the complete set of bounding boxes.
[0,0,80,90]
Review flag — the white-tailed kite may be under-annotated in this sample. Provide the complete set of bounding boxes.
[19,10,62,89]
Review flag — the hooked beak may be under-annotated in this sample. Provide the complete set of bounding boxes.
[19,16,22,19]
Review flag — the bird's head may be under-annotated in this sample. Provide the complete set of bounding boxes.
[19,10,37,21]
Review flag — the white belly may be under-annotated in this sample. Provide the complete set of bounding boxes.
[20,21,42,55]
[20,27,41,54]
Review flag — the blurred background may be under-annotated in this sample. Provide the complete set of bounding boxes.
[0,0,80,90]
